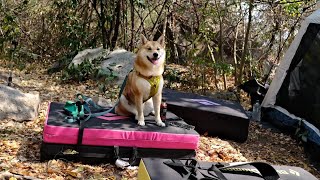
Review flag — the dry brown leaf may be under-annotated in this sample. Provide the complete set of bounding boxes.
[47,167,58,174]
[64,170,80,178]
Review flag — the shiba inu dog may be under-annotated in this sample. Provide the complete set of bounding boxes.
[115,35,166,127]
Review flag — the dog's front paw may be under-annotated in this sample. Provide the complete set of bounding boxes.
[156,121,166,127]
[137,120,146,126]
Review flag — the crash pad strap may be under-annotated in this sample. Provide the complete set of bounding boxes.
[77,120,85,146]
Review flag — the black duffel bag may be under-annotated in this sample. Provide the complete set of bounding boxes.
[138,158,318,180]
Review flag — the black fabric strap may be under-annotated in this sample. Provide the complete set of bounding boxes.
[75,119,87,160]
[129,147,138,165]
[163,160,193,178]
[164,159,226,180]
[220,162,280,180]
[164,159,281,180]
[206,165,228,180]
[77,120,86,146]
[114,146,119,157]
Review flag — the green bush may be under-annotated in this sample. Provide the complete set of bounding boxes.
[61,59,118,92]
[61,59,96,82]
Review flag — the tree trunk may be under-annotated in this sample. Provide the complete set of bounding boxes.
[122,0,127,49]
[100,0,107,49]
[219,14,227,90]
[207,44,219,89]
[111,0,121,49]
[166,12,179,63]
[130,0,135,51]
[233,23,238,85]
[238,0,253,85]
[106,0,116,48]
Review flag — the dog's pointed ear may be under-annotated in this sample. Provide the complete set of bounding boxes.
[140,34,148,45]
[157,35,165,47]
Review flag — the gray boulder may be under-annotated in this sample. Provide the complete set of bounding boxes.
[101,49,136,85]
[69,47,135,86]
[70,47,109,67]
[0,85,40,121]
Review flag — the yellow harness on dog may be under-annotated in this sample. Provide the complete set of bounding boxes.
[135,70,161,101]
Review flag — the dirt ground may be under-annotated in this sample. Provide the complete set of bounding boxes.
[0,61,319,179]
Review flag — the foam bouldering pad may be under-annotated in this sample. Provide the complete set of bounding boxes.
[163,89,249,142]
[40,102,199,163]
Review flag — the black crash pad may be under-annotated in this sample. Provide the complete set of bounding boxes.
[138,158,318,180]
[163,89,249,142]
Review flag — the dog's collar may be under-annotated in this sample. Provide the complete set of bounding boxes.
[135,70,153,79]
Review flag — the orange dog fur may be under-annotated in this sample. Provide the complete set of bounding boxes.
[115,35,166,127]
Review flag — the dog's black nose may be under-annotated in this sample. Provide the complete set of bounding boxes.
[153,53,158,58]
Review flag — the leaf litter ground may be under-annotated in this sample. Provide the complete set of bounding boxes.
[0,61,319,179]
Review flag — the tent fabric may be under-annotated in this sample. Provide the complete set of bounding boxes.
[262,9,320,108]
[264,106,320,147]
[258,7,320,161]
[264,106,302,132]
[275,23,320,129]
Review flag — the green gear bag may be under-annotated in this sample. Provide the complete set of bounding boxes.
[63,101,84,120]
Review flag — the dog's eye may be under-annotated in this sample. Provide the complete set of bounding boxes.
[148,47,152,50]
[157,48,160,50]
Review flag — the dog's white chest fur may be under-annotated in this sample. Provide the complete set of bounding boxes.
[136,78,154,100]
